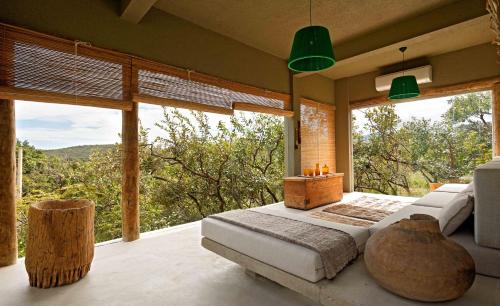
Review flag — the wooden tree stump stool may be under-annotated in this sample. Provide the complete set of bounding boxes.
[25,199,95,288]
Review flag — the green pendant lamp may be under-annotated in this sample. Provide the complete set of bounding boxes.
[388,47,420,100]
[288,0,335,72]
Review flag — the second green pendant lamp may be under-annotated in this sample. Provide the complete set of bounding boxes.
[388,47,420,100]
[288,0,335,72]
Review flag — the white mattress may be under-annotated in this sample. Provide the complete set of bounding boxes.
[202,218,325,282]
[201,193,383,283]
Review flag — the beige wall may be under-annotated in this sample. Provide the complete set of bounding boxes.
[0,0,290,94]
[286,74,335,176]
[335,43,500,191]
[294,74,336,104]
[334,77,354,191]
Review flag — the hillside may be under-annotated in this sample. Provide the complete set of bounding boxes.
[44,144,116,160]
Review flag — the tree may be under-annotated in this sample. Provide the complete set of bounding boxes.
[145,109,284,226]
[353,91,492,196]
[354,105,412,195]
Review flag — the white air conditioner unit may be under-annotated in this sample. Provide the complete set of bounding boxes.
[375,65,432,92]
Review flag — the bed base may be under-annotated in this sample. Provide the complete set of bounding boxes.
[201,237,500,306]
[201,237,355,306]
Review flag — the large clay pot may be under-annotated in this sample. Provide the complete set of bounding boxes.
[364,214,475,302]
[25,199,95,288]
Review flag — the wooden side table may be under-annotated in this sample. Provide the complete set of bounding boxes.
[284,173,343,210]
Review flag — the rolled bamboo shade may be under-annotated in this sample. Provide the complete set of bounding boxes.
[12,41,124,100]
[134,60,287,114]
[300,98,336,174]
[137,69,233,111]
[0,23,291,115]
[0,24,132,110]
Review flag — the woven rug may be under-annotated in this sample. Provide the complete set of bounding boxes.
[310,211,375,228]
[310,196,412,227]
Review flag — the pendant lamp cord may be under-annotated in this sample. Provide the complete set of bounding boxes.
[402,50,405,75]
[310,0,312,26]
[73,40,91,103]
[399,46,407,76]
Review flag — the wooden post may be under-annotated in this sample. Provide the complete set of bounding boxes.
[0,99,17,266]
[16,147,23,199]
[121,102,140,241]
[493,83,500,157]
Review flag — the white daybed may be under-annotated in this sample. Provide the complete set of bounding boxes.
[201,179,500,306]
[202,192,409,282]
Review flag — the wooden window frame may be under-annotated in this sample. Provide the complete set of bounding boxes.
[350,76,500,109]
[349,78,500,194]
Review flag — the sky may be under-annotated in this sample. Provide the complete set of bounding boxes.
[14,93,478,149]
[352,96,452,132]
[15,101,235,149]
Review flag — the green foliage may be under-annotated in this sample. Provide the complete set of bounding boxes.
[146,110,284,225]
[353,92,492,196]
[16,109,284,257]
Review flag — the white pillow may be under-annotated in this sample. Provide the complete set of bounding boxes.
[439,186,474,236]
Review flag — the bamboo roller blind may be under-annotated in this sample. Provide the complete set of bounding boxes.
[0,24,132,109]
[0,23,291,115]
[300,99,336,174]
[137,68,286,112]
[12,41,124,100]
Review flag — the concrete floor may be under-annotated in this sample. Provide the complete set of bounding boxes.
[1,222,499,306]
[0,222,320,306]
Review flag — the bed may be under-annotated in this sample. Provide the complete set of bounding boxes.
[202,200,369,282]
[201,187,471,304]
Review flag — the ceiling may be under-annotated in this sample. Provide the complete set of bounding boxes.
[152,0,492,80]
[320,15,493,79]
[154,0,455,58]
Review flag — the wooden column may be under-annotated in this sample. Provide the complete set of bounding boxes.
[494,83,500,157]
[0,99,17,266]
[121,102,140,241]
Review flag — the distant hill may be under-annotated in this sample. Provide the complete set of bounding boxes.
[44,144,116,160]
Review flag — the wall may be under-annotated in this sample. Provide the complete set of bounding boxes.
[286,74,336,176]
[334,77,354,191]
[335,43,500,191]
[0,0,290,94]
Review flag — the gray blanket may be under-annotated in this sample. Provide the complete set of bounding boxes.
[208,209,358,279]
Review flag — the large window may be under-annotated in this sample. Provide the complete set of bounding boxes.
[15,101,285,257]
[352,91,492,196]
[138,105,285,229]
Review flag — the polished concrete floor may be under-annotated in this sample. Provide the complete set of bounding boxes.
[0,222,320,306]
[1,222,499,306]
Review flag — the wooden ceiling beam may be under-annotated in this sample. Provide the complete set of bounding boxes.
[120,0,157,24]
